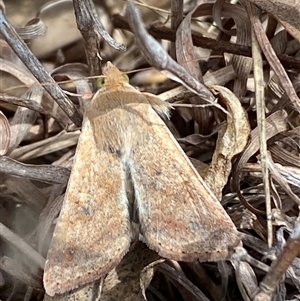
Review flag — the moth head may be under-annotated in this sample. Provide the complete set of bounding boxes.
[101,62,129,89]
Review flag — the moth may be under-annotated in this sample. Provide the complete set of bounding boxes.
[43,62,239,296]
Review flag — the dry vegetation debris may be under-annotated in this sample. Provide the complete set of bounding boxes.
[0,0,299,301]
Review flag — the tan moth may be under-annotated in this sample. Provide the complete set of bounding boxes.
[43,62,239,296]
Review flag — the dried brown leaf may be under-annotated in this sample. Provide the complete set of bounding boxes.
[176,7,213,134]
[204,85,250,198]
[231,253,258,301]
[176,8,203,84]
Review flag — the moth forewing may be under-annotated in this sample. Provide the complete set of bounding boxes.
[128,102,239,261]
[43,92,132,296]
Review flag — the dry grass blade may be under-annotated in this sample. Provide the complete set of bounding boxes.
[9,131,80,161]
[0,223,45,269]
[268,154,300,206]
[233,111,288,216]
[247,0,300,43]
[250,9,273,247]
[170,0,183,59]
[0,110,10,155]
[246,2,300,113]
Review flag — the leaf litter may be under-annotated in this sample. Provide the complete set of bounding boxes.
[0,0,299,300]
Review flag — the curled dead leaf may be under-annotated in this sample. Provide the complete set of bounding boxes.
[204,85,251,199]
